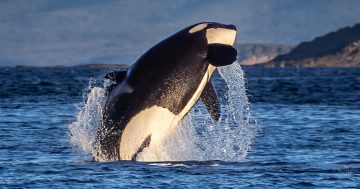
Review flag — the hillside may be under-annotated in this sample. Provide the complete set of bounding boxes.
[265,23,360,67]
[235,43,293,65]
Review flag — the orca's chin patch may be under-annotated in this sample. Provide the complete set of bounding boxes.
[206,28,236,46]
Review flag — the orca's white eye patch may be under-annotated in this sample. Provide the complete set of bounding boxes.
[206,28,236,45]
[189,23,208,33]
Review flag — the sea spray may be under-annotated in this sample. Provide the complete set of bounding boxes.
[68,87,106,158]
[216,62,257,160]
[69,61,256,161]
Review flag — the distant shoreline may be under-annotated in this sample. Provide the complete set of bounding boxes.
[2,63,359,69]
[8,63,130,69]
[0,63,360,70]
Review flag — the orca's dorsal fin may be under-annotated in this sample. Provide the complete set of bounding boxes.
[105,69,128,84]
[200,81,221,122]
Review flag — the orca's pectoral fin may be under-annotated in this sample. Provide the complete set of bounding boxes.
[105,69,128,84]
[200,81,221,122]
[207,44,237,67]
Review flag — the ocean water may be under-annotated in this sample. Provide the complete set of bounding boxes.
[1,66,360,188]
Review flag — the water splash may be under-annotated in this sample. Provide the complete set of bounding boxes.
[68,87,106,158]
[215,62,257,160]
[69,62,257,162]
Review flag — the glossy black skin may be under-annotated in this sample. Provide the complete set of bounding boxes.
[95,23,237,161]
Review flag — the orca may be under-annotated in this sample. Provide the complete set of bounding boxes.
[95,22,237,161]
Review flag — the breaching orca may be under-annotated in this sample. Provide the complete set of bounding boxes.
[95,22,237,161]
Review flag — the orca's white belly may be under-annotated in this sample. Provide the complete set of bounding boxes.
[119,65,216,160]
[119,106,176,160]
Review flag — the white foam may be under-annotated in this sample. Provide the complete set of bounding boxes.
[68,86,106,159]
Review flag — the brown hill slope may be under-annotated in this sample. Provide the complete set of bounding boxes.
[235,43,293,65]
[265,23,360,67]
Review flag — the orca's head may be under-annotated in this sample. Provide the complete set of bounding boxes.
[188,22,238,67]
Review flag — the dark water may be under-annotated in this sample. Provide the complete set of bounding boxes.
[1,66,359,188]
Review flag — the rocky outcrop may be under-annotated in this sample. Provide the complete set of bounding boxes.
[235,43,293,65]
[239,55,275,65]
[265,23,360,67]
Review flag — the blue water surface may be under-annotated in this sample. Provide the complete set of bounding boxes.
[0,67,359,188]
